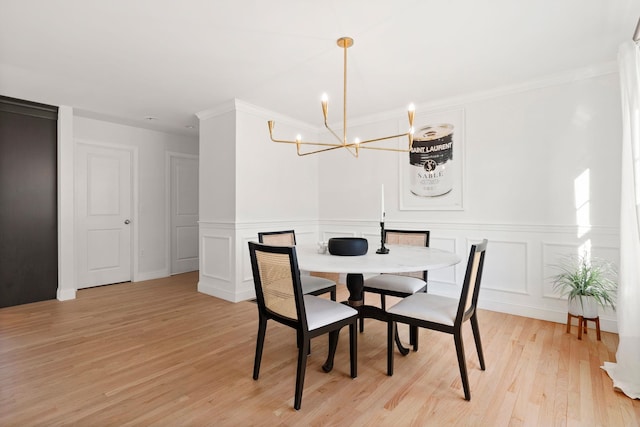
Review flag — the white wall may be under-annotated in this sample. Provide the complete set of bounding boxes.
[197,100,321,301]
[199,108,237,223]
[317,69,622,331]
[235,104,320,222]
[73,115,199,281]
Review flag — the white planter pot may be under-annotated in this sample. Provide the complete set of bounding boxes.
[568,296,599,318]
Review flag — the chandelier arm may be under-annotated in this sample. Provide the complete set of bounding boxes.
[296,143,359,157]
[270,132,413,153]
[270,136,348,148]
[267,36,414,158]
[324,122,347,145]
[358,145,411,152]
[358,132,413,146]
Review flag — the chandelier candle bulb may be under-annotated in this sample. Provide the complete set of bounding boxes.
[321,93,328,121]
[408,103,415,126]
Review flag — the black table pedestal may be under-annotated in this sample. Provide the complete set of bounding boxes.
[322,272,410,371]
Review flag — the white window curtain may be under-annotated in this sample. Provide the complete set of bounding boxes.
[602,40,640,399]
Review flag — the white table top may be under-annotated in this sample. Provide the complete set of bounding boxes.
[296,244,461,274]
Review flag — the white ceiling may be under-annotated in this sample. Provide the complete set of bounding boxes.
[1,0,638,136]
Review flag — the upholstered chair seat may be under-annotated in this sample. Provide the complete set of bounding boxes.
[248,242,357,411]
[387,239,488,401]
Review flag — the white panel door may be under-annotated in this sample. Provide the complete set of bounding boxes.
[76,144,132,288]
[171,155,199,274]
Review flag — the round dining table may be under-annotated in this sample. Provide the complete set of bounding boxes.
[296,243,461,367]
[296,243,461,305]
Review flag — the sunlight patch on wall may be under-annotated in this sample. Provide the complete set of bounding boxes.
[578,239,592,261]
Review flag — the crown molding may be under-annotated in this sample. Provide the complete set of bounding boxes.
[197,98,316,132]
[348,61,618,128]
[197,61,618,131]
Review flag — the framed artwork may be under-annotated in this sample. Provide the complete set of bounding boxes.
[398,108,465,211]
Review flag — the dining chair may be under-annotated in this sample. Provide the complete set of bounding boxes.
[258,230,337,300]
[361,229,430,351]
[386,239,488,401]
[248,242,358,410]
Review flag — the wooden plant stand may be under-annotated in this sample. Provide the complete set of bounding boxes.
[566,313,601,340]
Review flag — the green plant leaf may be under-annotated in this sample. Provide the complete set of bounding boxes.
[550,252,617,310]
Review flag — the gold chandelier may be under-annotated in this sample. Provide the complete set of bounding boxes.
[267,37,415,157]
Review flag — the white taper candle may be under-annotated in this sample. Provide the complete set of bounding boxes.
[380,184,385,222]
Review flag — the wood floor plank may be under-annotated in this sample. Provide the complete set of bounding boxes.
[1,272,638,426]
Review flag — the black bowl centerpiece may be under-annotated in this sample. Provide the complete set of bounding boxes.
[327,237,368,256]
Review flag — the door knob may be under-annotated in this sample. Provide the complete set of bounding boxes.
[124,219,131,224]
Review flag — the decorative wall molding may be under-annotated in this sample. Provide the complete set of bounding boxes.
[319,219,619,236]
[241,236,255,283]
[318,220,618,333]
[342,61,618,129]
[199,219,319,230]
[200,218,619,237]
[479,239,529,295]
[199,62,617,136]
[201,235,232,281]
[196,98,317,133]
[196,217,619,332]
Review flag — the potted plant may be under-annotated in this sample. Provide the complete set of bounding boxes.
[551,252,617,318]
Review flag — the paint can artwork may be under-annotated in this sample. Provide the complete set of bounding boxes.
[409,123,454,197]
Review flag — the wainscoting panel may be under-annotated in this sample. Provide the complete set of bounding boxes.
[318,220,619,332]
[480,239,529,295]
[241,236,256,283]
[430,236,458,287]
[201,235,232,281]
[197,220,619,332]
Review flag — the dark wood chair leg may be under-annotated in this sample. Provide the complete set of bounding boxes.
[471,314,486,370]
[359,293,366,333]
[387,320,395,376]
[330,288,337,301]
[253,316,267,380]
[296,331,311,355]
[294,338,310,410]
[395,323,410,356]
[410,325,419,351]
[566,313,572,333]
[322,330,340,373]
[454,331,471,401]
[349,322,357,378]
[595,317,601,340]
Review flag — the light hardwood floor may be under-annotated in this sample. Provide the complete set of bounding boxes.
[1,272,638,426]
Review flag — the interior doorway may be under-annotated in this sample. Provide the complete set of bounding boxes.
[75,142,134,289]
[168,153,199,274]
[0,97,58,307]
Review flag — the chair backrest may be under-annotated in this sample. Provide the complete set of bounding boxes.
[258,230,297,246]
[384,229,430,281]
[248,241,308,331]
[455,239,488,325]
